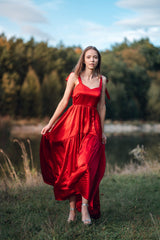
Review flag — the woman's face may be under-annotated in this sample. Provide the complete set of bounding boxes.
[84,49,99,70]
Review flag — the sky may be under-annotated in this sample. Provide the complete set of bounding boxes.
[0,0,160,50]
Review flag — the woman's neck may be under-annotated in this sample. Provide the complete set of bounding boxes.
[82,69,96,80]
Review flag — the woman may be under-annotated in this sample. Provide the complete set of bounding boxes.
[40,46,109,225]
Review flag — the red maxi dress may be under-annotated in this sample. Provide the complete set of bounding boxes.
[40,74,106,218]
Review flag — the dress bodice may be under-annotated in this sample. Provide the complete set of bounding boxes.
[72,76,102,108]
[45,74,103,142]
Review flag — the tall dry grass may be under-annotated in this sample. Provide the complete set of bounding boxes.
[0,138,43,191]
[0,140,160,191]
[106,144,160,176]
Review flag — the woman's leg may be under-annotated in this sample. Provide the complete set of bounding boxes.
[81,196,91,224]
[68,195,76,222]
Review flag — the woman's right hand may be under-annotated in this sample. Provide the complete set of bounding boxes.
[41,123,52,135]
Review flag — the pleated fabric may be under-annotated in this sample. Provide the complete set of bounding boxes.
[40,74,106,218]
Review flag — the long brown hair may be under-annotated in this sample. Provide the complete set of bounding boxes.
[74,46,101,77]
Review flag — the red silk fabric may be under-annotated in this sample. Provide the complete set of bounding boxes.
[105,78,110,100]
[40,74,106,218]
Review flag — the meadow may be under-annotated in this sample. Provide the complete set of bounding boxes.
[0,138,160,240]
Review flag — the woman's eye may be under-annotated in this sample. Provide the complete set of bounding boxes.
[86,55,98,59]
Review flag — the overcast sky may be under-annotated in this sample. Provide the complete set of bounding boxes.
[0,0,160,50]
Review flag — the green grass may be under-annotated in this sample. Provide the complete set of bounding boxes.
[1,173,160,240]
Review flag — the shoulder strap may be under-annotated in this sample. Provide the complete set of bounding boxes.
[99,76,103,89]
[78,75,82,83]
[66,72,74,81]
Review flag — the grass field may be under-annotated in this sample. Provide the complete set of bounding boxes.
[1,172,160,240]
[0,138,160,240]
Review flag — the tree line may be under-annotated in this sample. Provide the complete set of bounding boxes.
[0,33,160,121]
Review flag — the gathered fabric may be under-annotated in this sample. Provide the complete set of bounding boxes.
[40,74,106,218]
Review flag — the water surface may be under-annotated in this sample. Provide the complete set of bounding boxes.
[0,126,160,176]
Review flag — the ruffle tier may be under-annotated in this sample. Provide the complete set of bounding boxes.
[40,132,105,218]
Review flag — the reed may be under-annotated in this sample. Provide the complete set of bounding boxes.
[0,138,43,190]
[106,144,160,176]
[13,138,33,184]
[0,148,22,188]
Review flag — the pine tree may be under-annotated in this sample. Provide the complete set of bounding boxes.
[42,70,62,117]
[147,77,160,121]
[20,66,41,117]
[1,72,20,116]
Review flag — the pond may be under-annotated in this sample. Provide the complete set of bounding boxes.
[0,124,160,177]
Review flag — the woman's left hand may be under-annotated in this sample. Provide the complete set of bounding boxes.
[102,132,107,144]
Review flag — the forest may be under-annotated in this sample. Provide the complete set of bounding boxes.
[0,33,160,121]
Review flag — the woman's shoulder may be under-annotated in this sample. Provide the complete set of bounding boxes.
[101,75,108,84]
[69,72,77,78]
[66,72,79,87]
[66,72,77,82]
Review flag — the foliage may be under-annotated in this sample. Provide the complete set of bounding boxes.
[147,81,160,121]
[102,38,159,120]
[20,66,42,117]
[42,70,62,116]
[1,72,20,115]
[0,33,160,120]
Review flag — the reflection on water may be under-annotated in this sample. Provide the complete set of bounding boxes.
[106,133,160,169]
[0,129,160,174]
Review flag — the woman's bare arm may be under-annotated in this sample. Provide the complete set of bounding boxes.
[41,73,76,134]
